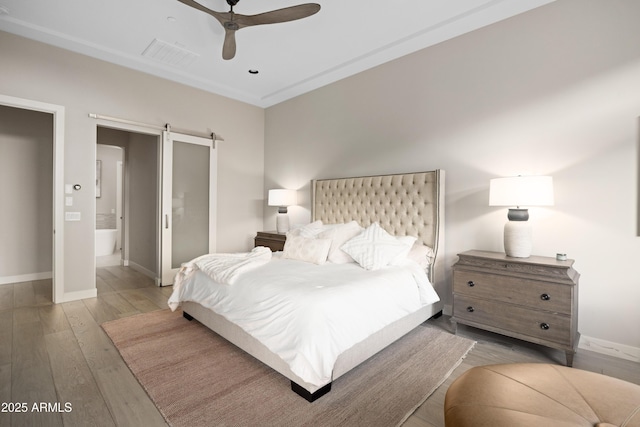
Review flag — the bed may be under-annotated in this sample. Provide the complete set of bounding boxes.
[169,170,445,402]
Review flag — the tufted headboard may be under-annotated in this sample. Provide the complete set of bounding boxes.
[311,170,445,293]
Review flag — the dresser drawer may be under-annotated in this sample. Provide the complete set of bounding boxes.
[453,295,572,346]
[453,270,572,315]
[456,252,578,283]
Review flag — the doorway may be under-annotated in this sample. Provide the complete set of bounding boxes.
[95,144,124,267]
[96,126,160,281]
[0,94,64,302]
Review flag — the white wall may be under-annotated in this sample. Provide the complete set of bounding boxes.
[0,31,265,297]
[265,0,640,358]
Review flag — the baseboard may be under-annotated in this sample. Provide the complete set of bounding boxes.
[56,288,98,303]
[0,271,52,285]
[579,335,640,363]
[128,261,157,281]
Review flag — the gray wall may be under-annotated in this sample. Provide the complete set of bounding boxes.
[265,0,640,355]
[0,30,265,296]
[0,105,53,280]
[127,132,158,275]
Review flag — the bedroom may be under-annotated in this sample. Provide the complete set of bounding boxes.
[1,0,639,424]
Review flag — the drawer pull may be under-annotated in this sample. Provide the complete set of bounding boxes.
[466,306,475,313]
[540,293,551,301]
[540,322,550,330]
[467,281,475,287]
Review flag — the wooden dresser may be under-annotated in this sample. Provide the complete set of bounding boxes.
[452,250,580,366]
[254,231,286,252]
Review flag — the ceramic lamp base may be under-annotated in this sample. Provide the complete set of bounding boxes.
[276,214,290,234]
[504,220,532,258]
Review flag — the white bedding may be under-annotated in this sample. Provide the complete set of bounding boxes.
[175,246,272,287]
[168,255,439,387]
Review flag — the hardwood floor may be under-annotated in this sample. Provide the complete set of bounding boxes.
[1,267,171,427]
[405,317,640,427]
[1,266,638,426]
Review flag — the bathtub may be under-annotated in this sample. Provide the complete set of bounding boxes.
[96,229,117,257]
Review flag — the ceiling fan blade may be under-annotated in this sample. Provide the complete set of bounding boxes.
[178,1,320,60]
[222,28,237,60]
[176,0,230,26]
[234,3,321,28]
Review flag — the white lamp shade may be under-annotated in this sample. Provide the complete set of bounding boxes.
[268,189,297,207]
[489,176,554,207]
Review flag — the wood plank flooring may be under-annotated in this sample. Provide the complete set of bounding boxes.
[1,266,638,426]
[1,268,171,427]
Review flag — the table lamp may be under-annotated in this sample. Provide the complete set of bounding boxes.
[268,189,297,233]
[489,176,554,258]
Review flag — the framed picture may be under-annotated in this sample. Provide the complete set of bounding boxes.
[96,160,102,198]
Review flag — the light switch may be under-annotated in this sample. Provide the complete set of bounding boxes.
[65,184,73,194]
[65,196,73,206]
[65,212,81,221]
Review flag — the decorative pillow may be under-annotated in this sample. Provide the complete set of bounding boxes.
[287,220,324,238]
[282,235,331,265]
[340,223,409,270]
[317,221,363,264]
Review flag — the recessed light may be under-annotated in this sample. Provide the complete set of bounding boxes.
[248,69,259,75]
[166,16,177,22]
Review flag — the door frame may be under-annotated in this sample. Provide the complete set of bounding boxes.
[0,94,65,302]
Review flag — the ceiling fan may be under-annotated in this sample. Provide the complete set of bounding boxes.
[177,0,321,60]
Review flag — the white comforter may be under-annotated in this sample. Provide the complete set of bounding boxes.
[168,255,439,387]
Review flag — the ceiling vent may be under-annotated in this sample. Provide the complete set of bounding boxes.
[142,39,199,68]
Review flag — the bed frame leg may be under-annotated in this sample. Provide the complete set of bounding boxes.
[183,311,194,321]
[291,381,332,402]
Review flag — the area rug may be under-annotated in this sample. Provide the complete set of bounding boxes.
[102,309,475,427]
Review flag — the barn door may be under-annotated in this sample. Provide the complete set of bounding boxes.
[160,131,217,285]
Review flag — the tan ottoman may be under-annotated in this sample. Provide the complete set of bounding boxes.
[444,363,640,427]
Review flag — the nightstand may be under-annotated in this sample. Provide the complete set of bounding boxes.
[451,250,580,366]
[254,231,286,252]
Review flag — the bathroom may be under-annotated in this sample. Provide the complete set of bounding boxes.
[96,144,123,267]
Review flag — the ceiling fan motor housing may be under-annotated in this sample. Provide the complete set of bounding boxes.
[224,21,239,30]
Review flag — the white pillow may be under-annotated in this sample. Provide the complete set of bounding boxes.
[389,235,418,265]
[317,221,363,264]
[282,235,331,265]
[287,220,324,238]
[406,243,435,270]
[340,223,408,270]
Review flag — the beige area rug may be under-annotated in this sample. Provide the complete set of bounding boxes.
[102,309,475,427]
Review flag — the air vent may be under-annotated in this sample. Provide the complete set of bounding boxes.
[142,39,199,68]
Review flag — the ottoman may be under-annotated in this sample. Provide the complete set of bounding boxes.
[444,363,640,427]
